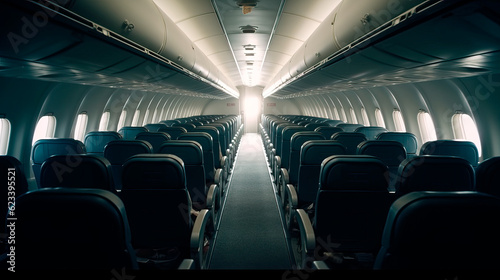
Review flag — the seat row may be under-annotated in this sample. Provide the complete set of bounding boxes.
[260,114,500,269]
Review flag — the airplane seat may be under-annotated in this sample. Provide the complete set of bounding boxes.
[178,132,220,189]
[330,132,367,155]
[174,123,196,132]
[354,126,388,140]
[295,155,391,269]
[39,154,116,192]
[376,132,418,157]
[0,155,29,254]
[135,131,171,153]
[160,120,181,127]
[281,132,325,198]
[83,131,122,156]
[283,140,347,230]
[419,140,479,167]
[158,126,188,140]
[394,155,475,198]
[279,126,309,175]
[103,140,152,191]
[321,120,344,127]
[304,122,324,131]
[374,191,500,269]
[14,188,138,270]
[335,123,363,132]
[476,156,500,197]
[144,123,168,132]
[314,126,344,139]
[357,140,407,191]
[118,126,148,140]
[31,138,86,187]
[121,154,213,269]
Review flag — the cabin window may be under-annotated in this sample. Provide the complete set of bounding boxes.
[32,115,56,145]
[117,110,127,131]
[361,107,370,126]
[73,113,88,142]
[417,111,437,144]
[375,108,386,128]
[349,108,358,124]
[131,110,141,126]
[98,111,110,131]
[393,109,406,132]
[0,118,11,155]
[142,109,150,126]
[452,113,482,157]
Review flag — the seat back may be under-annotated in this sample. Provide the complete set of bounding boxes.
[83,131,122,156]
[178,132,216,183]
[374,191,500,269]
[296,140,347,206]
[174,123,196,131]
[336,123,363,132]
[355,126,388,140]
[158,140,207,208]
[118,126,148,140]
[314,155,391,253]
[31,138,86,187]
[322,120,344,127]
[160,120,181,127]
[376,132,418,155]
[288,132,325,184]
[314,126,343,139]
[121,154,191,265]
[135,131,171,153]
[331,132,367,155]
[420,140,479,167]
[158,126,188,140]
[40,154,115,192]
[192,126,223,169]
[281,126,308,170]
[357,140,407,191]
[14,188,137,269]
[395,155,475,198]
[103,140,152,190]
[476,156,500,197]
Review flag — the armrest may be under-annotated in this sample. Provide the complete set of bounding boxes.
[205,184,219,210]
[295,209,316,269]
[277,168,289,197]
[214,168,225,194]
[178,259,195,270]
[312,260,330,270]
[283,183,298,231]
[190,209,213,269]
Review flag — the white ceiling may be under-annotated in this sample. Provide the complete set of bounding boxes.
[154,0,342,89]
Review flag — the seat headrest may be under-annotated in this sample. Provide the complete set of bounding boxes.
[355,126,389,140]
[84,131,122,154]
[103,140,152,164]
[282,126,308,140]
[357,140,407,166]
[331,132,367,141]
[122,154,186,190]
[420,140,479,167]
[118,126,148,140]
[335,123,364,132]
[158,140,203,165]
[476,156,500,196]
[376,132,418,154]
[300,140,347,165]
[290,132,325,151]
[178,132,213,151]
[144,123,168,132]
[32,138,86,164]
[396,155,475,196]
[320,155,389,191]
[40,154,115,191]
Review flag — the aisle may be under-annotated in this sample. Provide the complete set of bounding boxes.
[208,133,292,269]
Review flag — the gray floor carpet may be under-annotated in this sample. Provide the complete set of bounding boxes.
[208,133,292,269]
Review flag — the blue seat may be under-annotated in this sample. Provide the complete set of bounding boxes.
[376,132,418,156]
[336,123,363,132]
[394,155,475,198]
[135,131,171,153]
[31,138,86,187]
[476,156,500,197]
[144,123,168,132]
[40,154,116,192]
[357,140,407,191]
[103,140,152,191]
[374,191,500,269]
[331,132,367,155]
[13,188,138,269]
[118,126,148,140]
[158,126,188,140]
[294,155,392,268]
[355,126,388,140]
[121,154,213,269]
[420,140,479,167]
[314,126,343,139]
[83,131,122,156]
